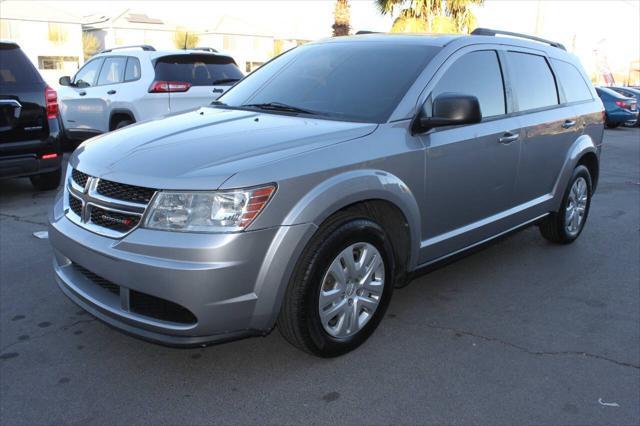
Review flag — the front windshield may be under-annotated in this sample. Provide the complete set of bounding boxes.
[218,42,440,123]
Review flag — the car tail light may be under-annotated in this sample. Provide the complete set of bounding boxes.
[148,81,191,93]
[45,85,58,119]
[41,153,58,160]
[615,100,635,110]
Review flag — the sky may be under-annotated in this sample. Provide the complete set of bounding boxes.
[3,0,639,74]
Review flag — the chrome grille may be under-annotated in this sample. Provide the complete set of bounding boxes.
[65,169,155,238]
[97,179,155,204]
[71,169,89,188]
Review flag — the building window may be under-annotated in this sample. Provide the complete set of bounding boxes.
[38,56,79,70]
[0,19,19,39]
[245,61,264,73]
[223,35,236,50]
[48,23,69,44]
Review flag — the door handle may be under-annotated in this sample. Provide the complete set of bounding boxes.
[498,132,519,144]
[562,119,576,129]
[107,90,116,95]
[79,91,86,96]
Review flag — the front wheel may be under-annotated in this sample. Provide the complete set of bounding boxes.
[277,212,395,357]
[30,167,62,191]
[539,165,592,244]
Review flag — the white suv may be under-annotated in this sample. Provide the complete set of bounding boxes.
[57,45,243,141]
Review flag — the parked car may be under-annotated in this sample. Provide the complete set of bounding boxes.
[0,40,63,190]
[606,86,640,126]
[57,45,243,142]
[595,86,638,128]
[49,29,604,357]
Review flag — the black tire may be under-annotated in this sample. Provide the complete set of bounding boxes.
[277,211,395,357]
[29,167,62,191]
[539,165,592,244]
[114,119,133,130]
[605,121,620,129]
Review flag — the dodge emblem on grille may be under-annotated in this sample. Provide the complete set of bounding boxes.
[99,214,132,226]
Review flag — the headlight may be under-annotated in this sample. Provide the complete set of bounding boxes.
[143,185,276,233]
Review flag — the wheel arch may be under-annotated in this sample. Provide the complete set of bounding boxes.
[109,109,136,130]
[281,169,421,271]
[577,151,599,192]
[551,134,599,211]
[249,170,422,331]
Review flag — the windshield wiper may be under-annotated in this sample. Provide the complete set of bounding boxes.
[211,78,241,85]
[241,102,317,115]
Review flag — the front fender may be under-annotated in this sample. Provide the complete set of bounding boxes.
[249,169,423,331]
[551,134,598,211]
[283,169,422,268]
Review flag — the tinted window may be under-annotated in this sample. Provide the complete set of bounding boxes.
[97,57,126,85]
[507,52,558,111]
[219,43,440,123]
[551,59,592,103]
[155,54,243,86]
[74,58,104,87]
[124,57,141,81]
[0,44,41,85]
[432,50,505,118]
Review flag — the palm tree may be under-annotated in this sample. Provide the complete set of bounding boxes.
[172,28,200,49]
[376,0,483,34]
[332,0,351,37]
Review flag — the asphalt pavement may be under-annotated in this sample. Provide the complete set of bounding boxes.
[1,128,638,425]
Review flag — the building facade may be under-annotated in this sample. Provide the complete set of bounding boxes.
[0,2,84,86]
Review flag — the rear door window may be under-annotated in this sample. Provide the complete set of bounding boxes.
[97,57,127,85]
[0,44,41,85]
[124,57,141,82]
[432,50,506,118]
[154,54,243,86]
[507,52,558,112]
[73,58,104,87]
[551,59,592,103]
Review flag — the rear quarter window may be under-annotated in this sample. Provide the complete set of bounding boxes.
[0,44,41,85]
[154,54,243,86]
[507,52,558,112]
[551,59,593,103]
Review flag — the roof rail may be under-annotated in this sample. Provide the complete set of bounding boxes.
[100,44,156,54]
[471,28,566,50]
[355,30,378,35]
[191,47,218,53]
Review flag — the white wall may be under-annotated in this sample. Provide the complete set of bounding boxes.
[0,19,84,87]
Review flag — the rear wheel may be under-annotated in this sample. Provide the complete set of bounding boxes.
[114,119,134,130]
[277,211,395,357]
[30,167,62,191]
[605,121,620,129]
[539,165,592,244]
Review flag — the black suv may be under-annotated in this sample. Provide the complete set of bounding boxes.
[1,41,63,190]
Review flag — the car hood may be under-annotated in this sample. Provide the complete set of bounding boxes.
[71,107,377,190]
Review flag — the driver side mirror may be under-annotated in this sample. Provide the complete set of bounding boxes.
[415,93,482,133]
[59,76,72,86]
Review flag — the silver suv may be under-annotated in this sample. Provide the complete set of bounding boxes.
[57,45,243,142]
[49,29,604,357]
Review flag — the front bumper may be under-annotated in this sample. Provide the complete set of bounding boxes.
[49,192,314,347]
